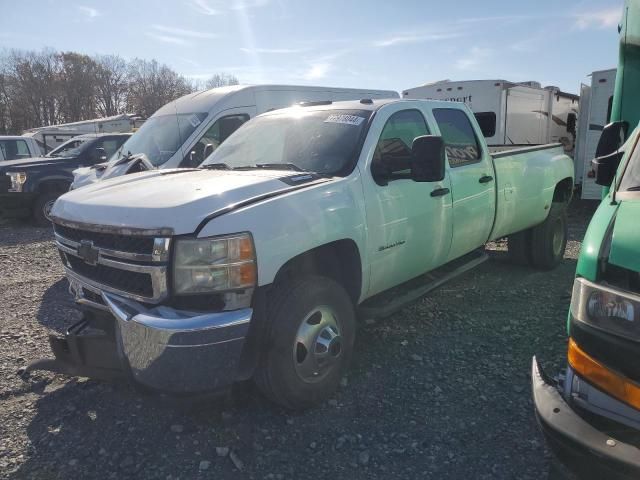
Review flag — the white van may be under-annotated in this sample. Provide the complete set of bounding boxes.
[72,84,399,188]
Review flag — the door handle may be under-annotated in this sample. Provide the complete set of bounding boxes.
[479,175,494,184]
[430,187,450,197]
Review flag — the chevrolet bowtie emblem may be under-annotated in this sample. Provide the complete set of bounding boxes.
[77,240,99,266]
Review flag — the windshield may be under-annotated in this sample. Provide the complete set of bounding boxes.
[201,109,371,175]
[47,137,91,157]
[110,112,208,167]
[618,129,640,192]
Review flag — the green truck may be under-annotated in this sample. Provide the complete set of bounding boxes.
[532,1,640,478]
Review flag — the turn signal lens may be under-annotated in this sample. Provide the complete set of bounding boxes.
[568,338,640,410]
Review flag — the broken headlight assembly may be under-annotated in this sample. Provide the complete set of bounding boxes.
[173,233,257,295]
[571,276,640,341]
[7,171,27,192]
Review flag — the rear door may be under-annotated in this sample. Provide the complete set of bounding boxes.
[432,107,496,261]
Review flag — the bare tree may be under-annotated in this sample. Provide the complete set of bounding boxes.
[205,73,239,89]
[58,52,98,122]
[94,54,128,117]
[126,59,194,118]
[0,48,241,133]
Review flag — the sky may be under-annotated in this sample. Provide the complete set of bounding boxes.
[0,0,624,95]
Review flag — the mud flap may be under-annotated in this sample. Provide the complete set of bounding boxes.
[22,316,125,381]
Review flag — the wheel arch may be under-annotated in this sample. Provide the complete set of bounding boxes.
[272,239,363,305]
[552,177,574,204]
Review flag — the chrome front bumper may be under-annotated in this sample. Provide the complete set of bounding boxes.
[102,293,252,393]
[30,283,252,394]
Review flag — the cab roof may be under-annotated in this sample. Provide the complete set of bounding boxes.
[259,98,468,116]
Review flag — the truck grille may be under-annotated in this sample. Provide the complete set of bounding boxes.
[54,224,155,255]
[53,222,170,304]
[66,255,154,297]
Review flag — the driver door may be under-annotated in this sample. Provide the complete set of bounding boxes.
[362,106,453,297]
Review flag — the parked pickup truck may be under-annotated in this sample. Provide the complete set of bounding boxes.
[0,136,42,162]
[30,98,573,409]
[0,133,130,225]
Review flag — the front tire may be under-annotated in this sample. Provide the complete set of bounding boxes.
[255,275,355,409]
[530,202,568,270]
[32,191,61,227]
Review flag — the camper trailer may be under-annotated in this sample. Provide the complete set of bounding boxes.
[23,113,144,154]
[402,80,578,155]
[574,68,617,200]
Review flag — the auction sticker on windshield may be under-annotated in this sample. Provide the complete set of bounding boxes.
[324,114,365,126]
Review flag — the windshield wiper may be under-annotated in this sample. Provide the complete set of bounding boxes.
[625,185,640,191]
[112,150,134,167]
[236,163,306,172]
[200,163,233,170]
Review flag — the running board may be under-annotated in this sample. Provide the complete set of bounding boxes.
[358,250,488,319]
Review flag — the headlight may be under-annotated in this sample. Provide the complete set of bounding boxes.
[173,233,257,294]
[571,277,640,341]
[7,172,27,192]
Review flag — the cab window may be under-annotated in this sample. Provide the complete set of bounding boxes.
[181,114,250,167]
[98,137,128,159]
[372,109,430,181]
[433,108,482,167]
[0,139,30,160]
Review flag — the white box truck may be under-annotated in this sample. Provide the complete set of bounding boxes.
[402,80,578,156]
[71,84,399,189]
[573,68,616,200]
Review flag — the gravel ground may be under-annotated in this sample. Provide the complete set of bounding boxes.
[0,200,598,480]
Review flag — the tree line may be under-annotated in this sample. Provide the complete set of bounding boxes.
[0,49,239,134]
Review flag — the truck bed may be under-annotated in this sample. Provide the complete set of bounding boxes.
[489,143,573,240]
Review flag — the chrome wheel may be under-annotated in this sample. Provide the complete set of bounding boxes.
[293,306,342,383]
[43,199,55,221]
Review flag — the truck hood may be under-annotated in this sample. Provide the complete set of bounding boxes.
[608,200,640,273]
[0,155,76,172]
[51,168,330,235]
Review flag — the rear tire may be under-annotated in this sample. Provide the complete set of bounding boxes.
[32,191,61,227]
[507,230,532,266]
[254,275,355,409]
[530,202,568,270]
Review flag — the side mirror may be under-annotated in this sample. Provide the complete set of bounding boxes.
[595,121,628,158]
[94,147,107,162]
[591,121,629,187]
[411,135,445,182]
[592,150,624,187]
[203,143,215,159]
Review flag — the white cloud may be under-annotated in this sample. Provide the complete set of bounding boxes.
[374,32,463,47]
[303,62,331,80]
[77,5,100,19]
[574,7,621,30]
[230,0,270,10]
[151,25,218,39]
[189,0,220,15]
[240,47,304,54]
[145,33,192,46]
[188,0,269,15]
[455,46,493,71]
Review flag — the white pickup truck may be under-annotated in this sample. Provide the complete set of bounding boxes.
[33,98,574,409]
